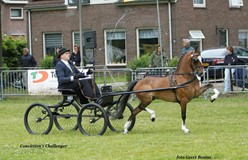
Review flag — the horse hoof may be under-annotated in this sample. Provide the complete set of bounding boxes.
[183,130,190,134]
[210,98,216,103]
[151,117,155,122]
[123,130,128,134]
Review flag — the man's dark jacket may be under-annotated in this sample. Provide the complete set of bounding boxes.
[55,60,80,89]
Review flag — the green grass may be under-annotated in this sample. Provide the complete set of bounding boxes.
[0,94,248,160]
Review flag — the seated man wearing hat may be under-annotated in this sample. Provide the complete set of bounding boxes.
[55,47,100,104]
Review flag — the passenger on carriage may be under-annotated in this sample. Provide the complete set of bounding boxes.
[55,47,100,104]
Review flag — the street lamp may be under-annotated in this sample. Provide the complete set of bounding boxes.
[156,0,164,67]
[78,0,84,68]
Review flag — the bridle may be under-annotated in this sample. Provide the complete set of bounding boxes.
[174,53,204,76]
[191,53,204,70]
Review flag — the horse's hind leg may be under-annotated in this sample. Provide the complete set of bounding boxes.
[145,107,156,122]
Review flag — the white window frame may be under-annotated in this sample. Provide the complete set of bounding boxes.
[193,0,206,8]
[238,30,248,48]
[189,30,205,39]
[190,39,203,52]
[104,29,127,66]
[189,30,205,52]
[72,31,80,47]
[229,0,243,8]
[10,7,23,19]
[72,31,94,66]
[43,32,63,57]
[136,28,159,58]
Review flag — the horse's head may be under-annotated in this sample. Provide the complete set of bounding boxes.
[190,51,204,77]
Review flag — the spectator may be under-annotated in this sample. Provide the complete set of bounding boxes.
[182,39,194,55]
[52,47,61,67]
[149,45,166,68]
[21,48,37,69]
[70,44,81,67]
[223,46,238,94]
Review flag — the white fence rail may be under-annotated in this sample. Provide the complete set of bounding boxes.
[203,65,248,95]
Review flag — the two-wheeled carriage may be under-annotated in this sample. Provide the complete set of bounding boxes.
[24,85,136,136]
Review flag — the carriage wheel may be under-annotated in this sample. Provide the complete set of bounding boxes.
[54,102,80,131]
[107,101,136,132]
[24,103,53,135]
[77,103,108,136]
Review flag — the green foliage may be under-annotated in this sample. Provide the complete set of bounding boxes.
[168,56,179,67]
[2,35,27,68]
[40,56,54,69]
[127,54,179,69]
[127,54,150,70]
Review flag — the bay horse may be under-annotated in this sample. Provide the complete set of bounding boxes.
[120,51,220,134]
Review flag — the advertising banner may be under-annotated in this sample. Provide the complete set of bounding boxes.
[28,69,59,95]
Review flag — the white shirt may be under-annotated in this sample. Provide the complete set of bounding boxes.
[61,60,74,81]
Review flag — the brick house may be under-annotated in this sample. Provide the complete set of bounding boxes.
[2,0,248,67]
[1,0,28,37]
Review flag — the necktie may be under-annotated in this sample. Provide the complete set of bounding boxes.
[67,63,75,74]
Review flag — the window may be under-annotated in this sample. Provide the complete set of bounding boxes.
[44,33,63,57]
[105,30,126,65]
[193,0,206,8]
[239,30,248,48]
[137,28,158,57]
[229,0,243,8]
[10,8,23,19]
[68,0,90,6]
[217,29,228,47]
[73,31,94,66]
[189,30,205,51]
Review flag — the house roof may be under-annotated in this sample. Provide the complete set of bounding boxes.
[2,0,28,4]
[116,0,177,6]
[24,0,67,10]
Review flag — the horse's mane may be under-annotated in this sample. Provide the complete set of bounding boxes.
[176,52,191,72]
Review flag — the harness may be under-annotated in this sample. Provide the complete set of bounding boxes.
[169,73,197,104]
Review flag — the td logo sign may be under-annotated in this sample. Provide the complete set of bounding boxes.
[30,71,49,83]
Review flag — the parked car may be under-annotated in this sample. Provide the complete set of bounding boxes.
[201,46,248,88]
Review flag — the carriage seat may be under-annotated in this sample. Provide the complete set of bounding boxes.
[58,88,76,95]
[100,85,114,106]
[58,89,77,103]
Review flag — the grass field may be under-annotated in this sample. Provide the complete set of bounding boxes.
[0,93,248,160]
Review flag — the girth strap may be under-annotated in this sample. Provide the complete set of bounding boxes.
[169,74,180,104]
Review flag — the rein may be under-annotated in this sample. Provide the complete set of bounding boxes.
[177,76,197,87]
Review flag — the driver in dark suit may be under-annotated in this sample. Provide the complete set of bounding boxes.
[55,47,100,104]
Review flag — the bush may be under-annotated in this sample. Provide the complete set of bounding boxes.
[127,54,179,69]
[127,54,150,70]
[2,35,27,68]
[168,56,179,67]
[40,56,54,69]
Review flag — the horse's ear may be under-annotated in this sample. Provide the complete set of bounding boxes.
[194,47,198,53]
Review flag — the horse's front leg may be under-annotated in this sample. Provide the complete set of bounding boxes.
[180,103,190,133]
[199,84,219,102]
[210,88,220,102]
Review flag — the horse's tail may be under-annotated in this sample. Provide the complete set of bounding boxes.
[116,80,138,117]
